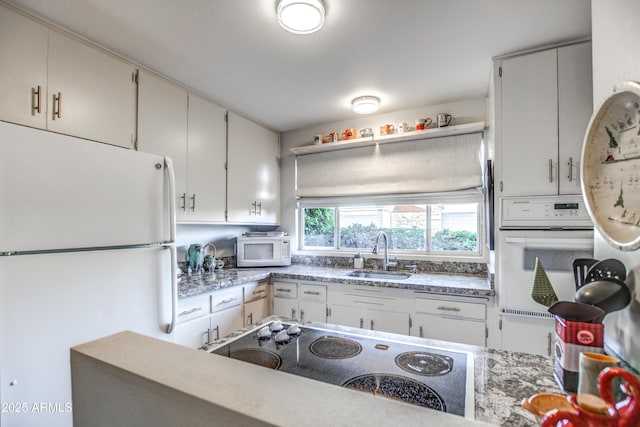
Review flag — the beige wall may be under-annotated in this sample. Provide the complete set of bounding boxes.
[279,97,488,248]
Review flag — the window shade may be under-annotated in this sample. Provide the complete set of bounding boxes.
[295,132,484,198]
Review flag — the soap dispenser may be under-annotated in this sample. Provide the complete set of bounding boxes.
[354,252,364,269]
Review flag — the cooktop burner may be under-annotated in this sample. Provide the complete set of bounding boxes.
[309,335,363,359]
[226,349,281,370]
[395,351,454,376]
[343,374,446,411]
[210,321,472,418]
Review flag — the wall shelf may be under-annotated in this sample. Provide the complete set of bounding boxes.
[289,122,486,155]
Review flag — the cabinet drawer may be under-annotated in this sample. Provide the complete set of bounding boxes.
[244,281,269,302]
[210,287,243,313]
[299,283,326,301]
[177,294,210,324]
[415,297,486,320]
[272,281,297,298]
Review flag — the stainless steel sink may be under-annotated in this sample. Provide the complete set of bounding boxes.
[346,270,412,280]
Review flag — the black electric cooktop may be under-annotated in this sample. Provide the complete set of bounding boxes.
[210,321,473,417]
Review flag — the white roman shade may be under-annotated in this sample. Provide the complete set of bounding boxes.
[295,132,484,198]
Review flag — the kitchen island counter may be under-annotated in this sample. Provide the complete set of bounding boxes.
[72,318,554,427]
[179,264,492,299]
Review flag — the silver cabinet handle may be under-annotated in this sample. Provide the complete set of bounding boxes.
[300,309,305,321]
[53,92,62,119]
[437,306,461,312]
[567,157,573,181]
[208,325,219,343]
[303,291,321,295]
[253,289,266,295]
[360,318,364,328]
[276,288,291,293]
[419,325,424,338]
[215,297,238,306]
[32,85,41,114]
[370,320,374,330]
[178,306,203,317]
[291,308,296,318]
[180,193,186,212]
[190,194,196,212]
[257,202,262,216]
[247,312,253,325]
[548,158,553,183]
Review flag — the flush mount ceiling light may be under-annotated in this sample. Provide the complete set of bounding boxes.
[276,0,325,34]
[351,96,381,114]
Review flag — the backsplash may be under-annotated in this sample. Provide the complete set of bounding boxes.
[291,255,488,276]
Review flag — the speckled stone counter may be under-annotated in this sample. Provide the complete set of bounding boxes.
[178,264,493,299]
[203,316,556,426]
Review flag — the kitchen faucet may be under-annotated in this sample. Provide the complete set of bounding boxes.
[372,231,397,271]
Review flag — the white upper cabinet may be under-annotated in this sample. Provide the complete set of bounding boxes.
[0,5,136,148]
[47,31,136,148]
[227,111,280,224]
[186,94,227,223]
[0,5,48,129]
[137,71,226,223]
[496,41,593,196]
[557,42,593,195]
[137,70,189,219]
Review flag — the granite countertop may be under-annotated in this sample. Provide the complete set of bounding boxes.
[178,265,493,299]
[202,316,558,427]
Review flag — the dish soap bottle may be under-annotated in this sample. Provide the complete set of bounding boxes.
[354,252,364,269]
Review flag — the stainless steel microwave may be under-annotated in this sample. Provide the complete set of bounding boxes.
[236,236,291,267]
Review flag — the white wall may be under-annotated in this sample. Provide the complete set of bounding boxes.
[279,97,488,247]
[591,0,640,371]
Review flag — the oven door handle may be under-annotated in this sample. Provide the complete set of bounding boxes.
[503,237,593,249]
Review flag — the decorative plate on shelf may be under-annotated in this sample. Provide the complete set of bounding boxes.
[581,81,640,251]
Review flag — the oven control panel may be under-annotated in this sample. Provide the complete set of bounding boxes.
[500,196,593,229]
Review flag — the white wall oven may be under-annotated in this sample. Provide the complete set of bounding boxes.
[497,196,593,355]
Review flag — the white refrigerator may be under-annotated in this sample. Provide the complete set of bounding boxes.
[0,121,178,427]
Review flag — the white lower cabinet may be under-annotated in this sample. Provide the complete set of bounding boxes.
[329,304,410,335]
[244,281,270,326]
[412,294,488,347]
[500,315,555,356]
[175,286,243,349]
[327,285,412,336]
[271,280,327,323]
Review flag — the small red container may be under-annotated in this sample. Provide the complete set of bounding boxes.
[553,316,604,392]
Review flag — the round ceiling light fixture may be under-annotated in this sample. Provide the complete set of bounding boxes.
[277,0,325,34]
[351,96,381,114]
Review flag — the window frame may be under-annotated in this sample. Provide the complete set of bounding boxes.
[296,191,487,262]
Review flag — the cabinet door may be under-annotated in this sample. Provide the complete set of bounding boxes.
[227,111,280,224]
[210,305,243,340]
[299,300,326,323]
[500,315,554,356]
[137,70,189,219]
[368,309,411,336]
[47,30,136,148]
[273,297,298,319]
[186,94,227,222]
[175,315,210,349]
[244,298,270,326]
[328,305,366,329]
[414,313,486,347]
[0,5,48,128]
[500,49,558,196]
[558,42,593,195]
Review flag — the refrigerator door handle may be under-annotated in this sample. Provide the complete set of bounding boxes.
[164,156,176,244]
[163,155,177,334]
[165,244,178,334]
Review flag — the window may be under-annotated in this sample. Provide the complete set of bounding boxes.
[300,194,483,256]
